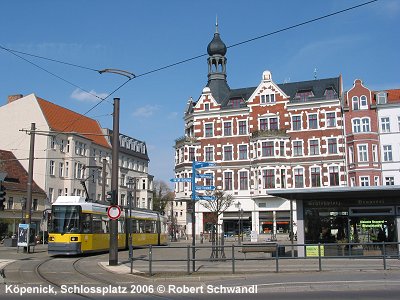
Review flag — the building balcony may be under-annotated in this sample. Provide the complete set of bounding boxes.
[251,129,288,139]
[174,136,198,148]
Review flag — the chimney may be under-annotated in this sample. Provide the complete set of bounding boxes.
[8,94,23,104]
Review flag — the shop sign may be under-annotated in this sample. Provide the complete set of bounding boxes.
[360,220,384,228]
[306,245,324,257]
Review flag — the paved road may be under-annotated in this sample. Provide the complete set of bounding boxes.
[1,242,400,299]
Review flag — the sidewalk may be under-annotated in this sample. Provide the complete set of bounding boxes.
[100,239,400,278]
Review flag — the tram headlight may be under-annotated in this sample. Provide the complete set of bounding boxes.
[49,236,54,242]
[70,236,78,242]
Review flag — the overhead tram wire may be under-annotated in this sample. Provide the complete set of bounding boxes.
[0,46,99,72]
[0,45,113,105]
[134,0,377,78]
[0,0,377,145]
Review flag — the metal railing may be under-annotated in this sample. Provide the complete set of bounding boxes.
[128,241,400,276]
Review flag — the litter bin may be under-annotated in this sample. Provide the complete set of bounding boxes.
[3,238,17,247]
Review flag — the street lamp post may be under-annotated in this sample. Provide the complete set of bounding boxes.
[127,178,135,273]
[98,68,134,267]
[20,198,26,224]
[235,201,242,245]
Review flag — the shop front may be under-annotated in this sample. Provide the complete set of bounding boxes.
[268,186,400,257]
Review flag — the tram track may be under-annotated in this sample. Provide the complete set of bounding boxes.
[34,256,94,300]
[2,253,173,299]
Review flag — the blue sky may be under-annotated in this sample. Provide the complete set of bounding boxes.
[1,0,399,185]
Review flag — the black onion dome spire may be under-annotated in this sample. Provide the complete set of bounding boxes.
[207,20,227,56]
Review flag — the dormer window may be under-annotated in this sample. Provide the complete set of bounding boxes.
[261,93,275,104]
[295,90,313,102]
[228,97,243,108]
[377,92,387,104]
[324,88,336,100]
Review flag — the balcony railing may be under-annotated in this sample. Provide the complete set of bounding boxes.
[175,136,198,147]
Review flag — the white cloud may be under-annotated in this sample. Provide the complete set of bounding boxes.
[132,105,160,117]
[71,88,108,102]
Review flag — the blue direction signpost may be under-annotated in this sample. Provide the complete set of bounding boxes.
[170,178,192,183]
[170,161,217,273]
[195,185,215,191]
[195,195,216,201]
[195,173,213,179]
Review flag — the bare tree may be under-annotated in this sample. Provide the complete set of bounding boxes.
[199,190,234,258]
[152,180,172,214]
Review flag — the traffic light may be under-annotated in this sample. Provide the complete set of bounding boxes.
[106,190,116,204]
[0,185,6,211]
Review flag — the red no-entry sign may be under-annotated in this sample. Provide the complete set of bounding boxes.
[107,205,121,220]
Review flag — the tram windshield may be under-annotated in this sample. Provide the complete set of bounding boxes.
[50,205,81,234]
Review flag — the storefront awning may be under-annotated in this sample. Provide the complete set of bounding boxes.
[267,186,400,201]
[220,217,250,221]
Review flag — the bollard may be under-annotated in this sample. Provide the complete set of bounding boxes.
[275,243,279,273]
[232,244,235,274]
[318,243,322,272]
[187,245,191,275]
[382,242,387,270]
[149,245,153,276]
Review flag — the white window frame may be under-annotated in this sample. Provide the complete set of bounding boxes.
[357,144,368,162]
[204,146,214,161]
[383,145,393,162]
[361,118,370,132]
[349,146,354,164]
[291,115,302,131]
[238,144,248,160]
[223,145,233,161]
[380,117,390,133]
[49,160,55,176]
[293,167,304,188]
[292,140,303,157]
[352,119,361,133]
[352,96,359,110]
[385,177,395,186]
[237,119,248,135]
[308,139,320,156]
[204,122,213,137]
[360,95,368,109]
[260,93,275,104]
[360,176,370,186]
[372,145,378,162]
[59,162,64,177]
[307,113,318,129]
[223,171,233,191]
[223,121,232,136]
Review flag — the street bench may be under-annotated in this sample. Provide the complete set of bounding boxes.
[240,242,278,258]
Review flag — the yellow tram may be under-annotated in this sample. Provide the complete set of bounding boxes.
[48,196,168,255]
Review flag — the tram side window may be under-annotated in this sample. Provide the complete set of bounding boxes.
[118,219,125,234]
[101,216,109,233]
[144,220,156,233]
[131,219,139,233]
[138,220,145,233]
[92,215,108,233]
[82,213,92,233]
